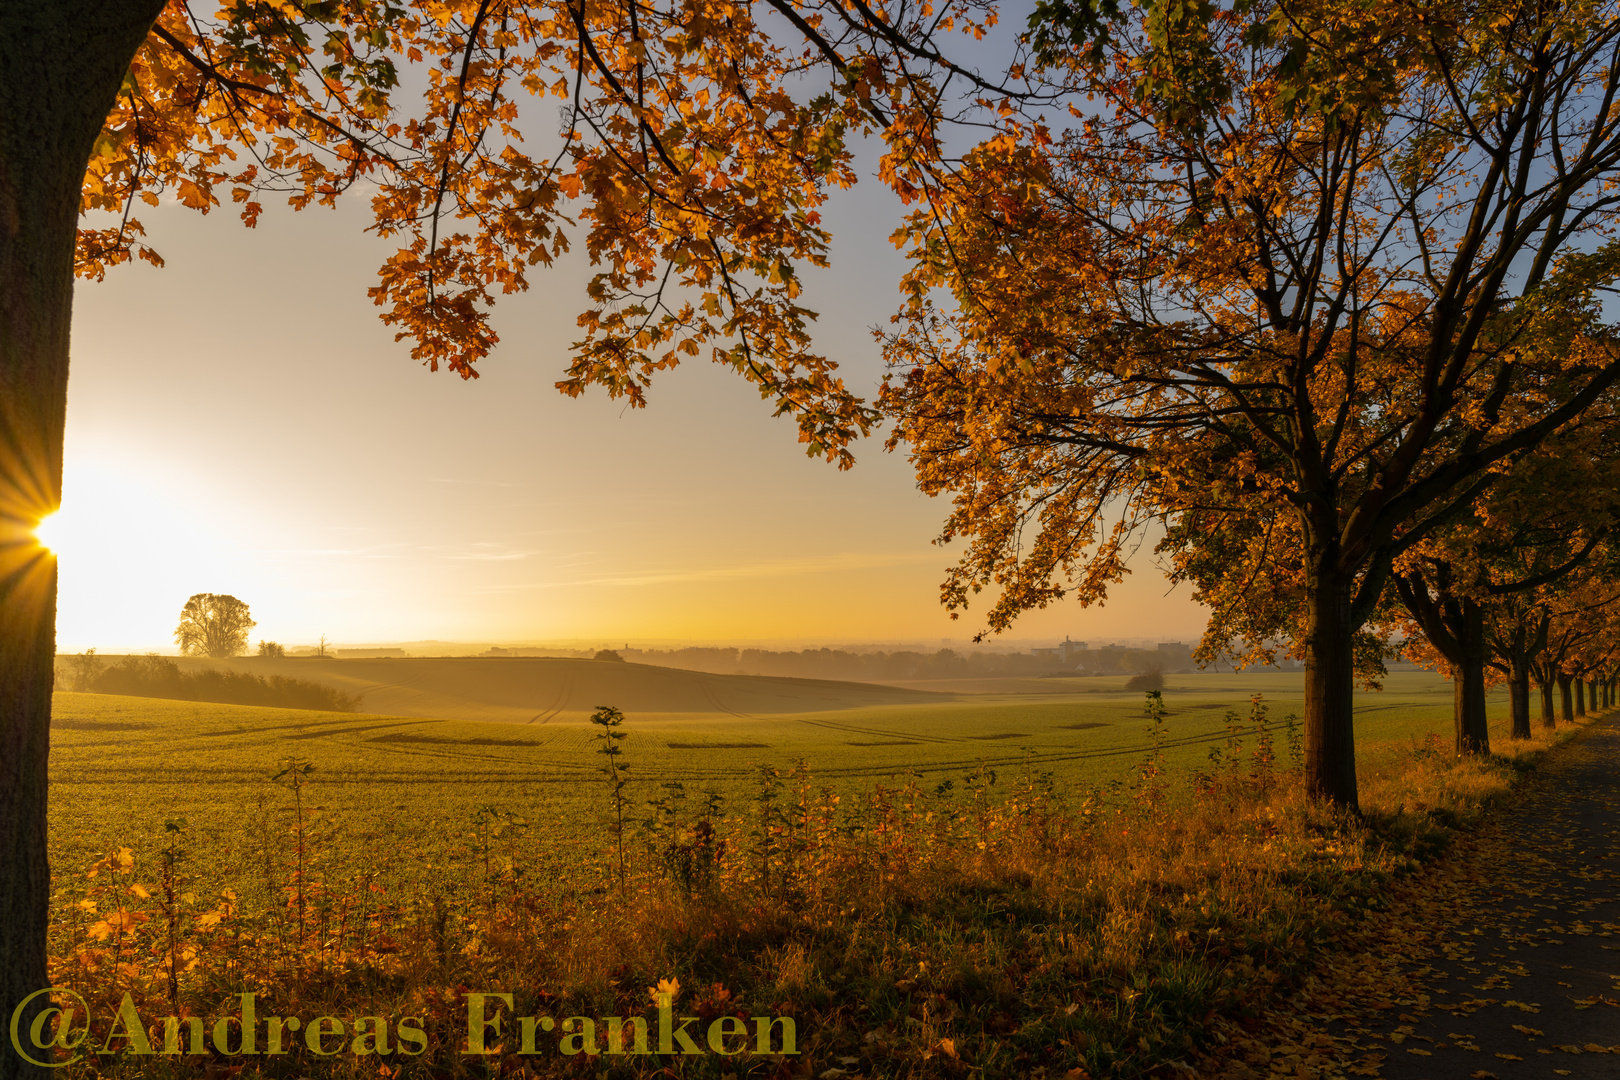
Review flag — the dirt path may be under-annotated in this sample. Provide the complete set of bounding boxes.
[1198,716,1620,1079]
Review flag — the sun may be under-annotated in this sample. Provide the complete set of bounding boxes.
[32,512,63,554]
[31,508,75,557]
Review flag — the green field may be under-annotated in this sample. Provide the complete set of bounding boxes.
[48,665,1492,880]
[42,664,1540,1079]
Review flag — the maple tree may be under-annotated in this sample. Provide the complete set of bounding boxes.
[1,1,1028,1070]
[1391,429,1619,754]
[882,0,1620,811]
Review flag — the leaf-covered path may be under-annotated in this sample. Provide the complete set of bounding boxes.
[1198,716,1620,1079]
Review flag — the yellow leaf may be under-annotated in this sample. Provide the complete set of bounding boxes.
[176,180,211,210]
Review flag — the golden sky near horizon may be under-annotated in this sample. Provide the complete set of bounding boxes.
[50,173,1210,654]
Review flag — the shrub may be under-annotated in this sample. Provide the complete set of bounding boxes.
[87,654,359,712]
[1124,669,1165,692]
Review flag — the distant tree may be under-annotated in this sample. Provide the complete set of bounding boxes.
[595,650,625,663]
[1127,660,1166,693]
[256,640,285,659]
[173,594,255,659]
[314,635,333,659]
[65,648,103,692]
[1124,668,1165,693]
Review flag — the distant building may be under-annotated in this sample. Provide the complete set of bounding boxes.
[1031,637,1090,666]
[1156,641,1194,671]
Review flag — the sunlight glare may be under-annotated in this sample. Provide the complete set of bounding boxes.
[51,456,255,650]
[32,512,62,554]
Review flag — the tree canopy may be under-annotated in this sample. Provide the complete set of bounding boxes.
[881,0,1620,807]
[173,592,257,658]
[77,0,1033,466]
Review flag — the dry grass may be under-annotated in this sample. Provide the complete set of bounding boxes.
[40,702,1590,1080]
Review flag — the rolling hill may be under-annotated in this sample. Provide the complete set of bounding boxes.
[105,655,951,725]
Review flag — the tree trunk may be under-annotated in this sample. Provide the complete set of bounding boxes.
[1588,679,1598,713]
[1,7,164,1078]
[1454,598,1490,755]
[1575,676,1587,717]
[1540,676,1556,728]
[1303,567,1358,809]
[1558,673,1575,722]
[1509,659,1532,740]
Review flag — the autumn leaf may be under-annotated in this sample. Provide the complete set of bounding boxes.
[648,977,681,1006]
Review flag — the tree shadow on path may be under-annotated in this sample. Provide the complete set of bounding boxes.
[1196,715,1620,1079]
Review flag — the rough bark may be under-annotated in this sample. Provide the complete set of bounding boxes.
[1509,660,1532,740]
[0,6,165,1078]
[1304,567,1358,808]
[1391,570,1490,756]
[1453,599,1491,755]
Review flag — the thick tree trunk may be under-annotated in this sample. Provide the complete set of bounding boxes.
[1509,660,1532,740]
[1559,673,1575,722]
[1540,677,1556,727]
[1575,676,1587,717]
[1588,679,1598,713]
[1304,567,1358,809]
[0,7,164,1078]
[1454,599,1490,755]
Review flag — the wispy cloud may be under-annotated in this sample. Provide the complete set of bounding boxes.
[425,477,531,488]
[478,550,940,592]
[241,544,407,561]
[449,549,535,562]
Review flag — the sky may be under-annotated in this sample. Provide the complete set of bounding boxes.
[50,102,1209,655]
